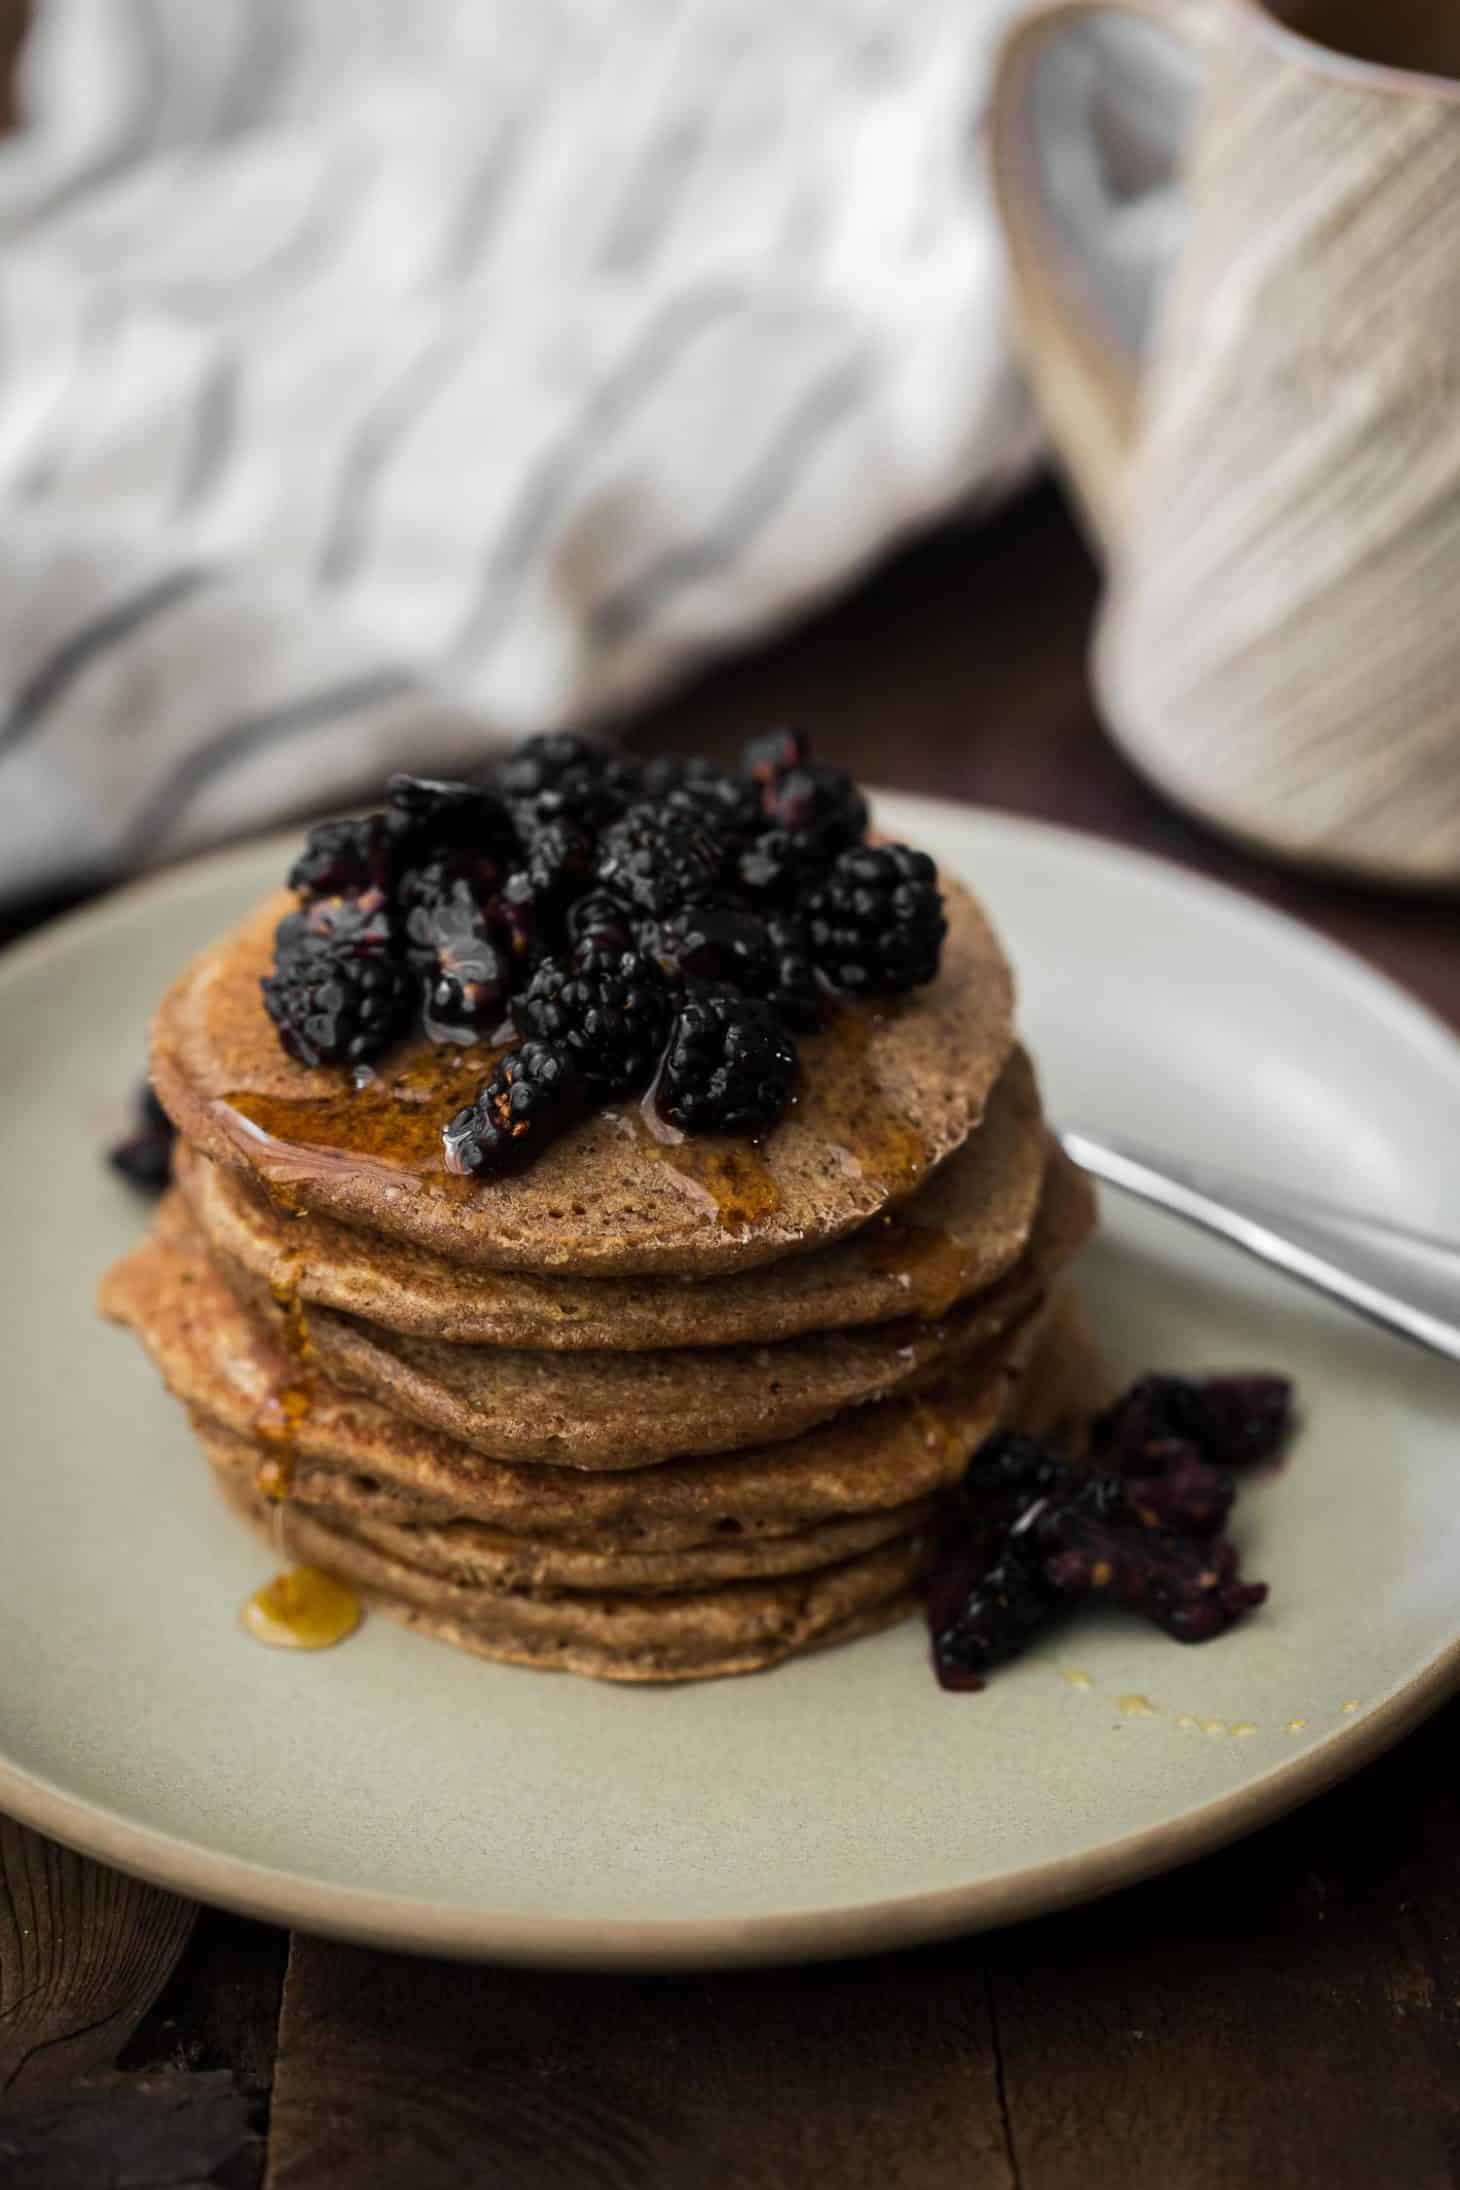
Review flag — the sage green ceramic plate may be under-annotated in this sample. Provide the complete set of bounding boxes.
[3,798,1459,1969]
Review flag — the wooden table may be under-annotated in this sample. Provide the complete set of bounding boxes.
[2,482,1458,2188]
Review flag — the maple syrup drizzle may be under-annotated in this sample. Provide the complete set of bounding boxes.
[862,1214,974,1319]
[243,1255,364,1648]
[910,1396,969,1478]
[217,1039,503,1203]
[798,1009,929,1200]
[615,1003,932,1235]
[614,1086,782,1233]
[243,1567,361,1651]
[253,1255,313,1505]
[219,1002,931,1251]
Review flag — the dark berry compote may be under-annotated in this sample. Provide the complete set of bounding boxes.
[107,1082,177,1193]
[257,730,949,1175]
[928,1373,1293,1691]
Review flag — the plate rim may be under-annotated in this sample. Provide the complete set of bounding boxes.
[1,1649,1455,1969]
[5,798,1460,1969]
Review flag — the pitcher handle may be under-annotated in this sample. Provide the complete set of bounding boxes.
[988,0,1207,556]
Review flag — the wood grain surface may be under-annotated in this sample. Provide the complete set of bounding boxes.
[0,1821,194,2103]
[268,1935,1016,2190]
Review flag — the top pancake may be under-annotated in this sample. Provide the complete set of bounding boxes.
[173,1047,1048,1349]
[149,866,1015,1278]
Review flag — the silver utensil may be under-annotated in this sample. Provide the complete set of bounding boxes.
[1060,1128,1460,1366]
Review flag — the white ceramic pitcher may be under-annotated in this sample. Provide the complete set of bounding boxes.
[989,0,1460,884]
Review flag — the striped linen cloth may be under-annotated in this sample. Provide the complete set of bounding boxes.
[0,0,1057,906]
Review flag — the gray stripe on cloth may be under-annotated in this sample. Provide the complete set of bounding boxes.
[590,356,870,644]
[595,107,710,276]
[0,565,215,759]
[211,1,290,139]
[117,667,417,860]
[173,352,240,516]
[432,108,529,288]
[24,0,168,227]
[11,290,121,500]
[315,332,469,588]
[447,281,745,671]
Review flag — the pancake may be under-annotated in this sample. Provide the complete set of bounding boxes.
[174,1047,1048,1350]
[209,1298,1103,1685]
[1015,1286,1106,1445]
[198,1290,1100,1592]
[197,1426,925,1590]
[234,1151,1091,1468]
[148,868,1016,1278]
[100,1208,1091,1547]
[217,1465,927,1681]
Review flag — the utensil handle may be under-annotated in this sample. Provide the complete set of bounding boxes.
[986,0,1205,554]
[1063,1129,1460,1365]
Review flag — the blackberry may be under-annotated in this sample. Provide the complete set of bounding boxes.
[737,827,832,910]
[1092,1374,1293,1471]
[489,808,597,981]
[657,986,797,1136]
[927,1368,1281,1692]
[636,753,714,800]
[513,947,670,1093]
[927,1431,1069,1690]
[262,938,414,1068]
[1113,1443,1237,1539]
[648,909,824,1031]
[807,843,946,996]
[954,1429,1069,1514]
[443,1042,586,1176]
[1038,1492,1267,1645]
[638,756,762,843]
[398,861,513,1041]
[288,815,397,902]
[566,891,638,960]
[741,729,866,849]
[741,726,807,794]
[507,813,596,913]
[492,732,609,802]
[929,1513,1058,1693]
[386,773,519,863]
[594,802,728,918]
[107,1082,176,1194]
[649,907,774,992]
[396,838,516,1036]
[670,778,764,842]
[398,853,497,956]
[289,887,397,958]
[492,733,636,830]
[763,764,867,852]
[762,915,824,1031]
[493,869,549,969]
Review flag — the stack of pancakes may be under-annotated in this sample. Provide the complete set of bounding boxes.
[101,866,1098,1682]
